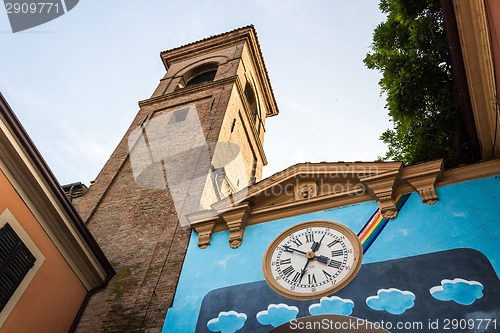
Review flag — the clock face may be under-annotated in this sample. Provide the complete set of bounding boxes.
[262,220,362,300]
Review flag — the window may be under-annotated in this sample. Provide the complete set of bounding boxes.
[185,70,217,87]
[0,223,36,312]
[180,62,219,89]
[230,118,236,133]
[0,209,44,326]
[244,83,258,118]
[250,159,258,185]
[244,82,261,134]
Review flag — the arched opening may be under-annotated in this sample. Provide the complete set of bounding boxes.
[181,62,219,89]
[186,70,217,86]
[244,83,258,119]
[244,82,261,133]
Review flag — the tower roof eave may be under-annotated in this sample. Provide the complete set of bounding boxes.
[160,25,279,117]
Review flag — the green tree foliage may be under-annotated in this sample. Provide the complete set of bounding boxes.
[365,0,470,166]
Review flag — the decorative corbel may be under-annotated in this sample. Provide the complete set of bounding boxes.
[403,159,443,205]
[193,220,217,249]
[220,203,251,248]
[294,181,318,200]
[361,166,402,220]
[188,211,220,249]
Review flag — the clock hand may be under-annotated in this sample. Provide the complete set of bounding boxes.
[299,258,311,283]
[283,245,308,256]
[284,245,331,264]
[311,234,325,252]
[315,255,329,264]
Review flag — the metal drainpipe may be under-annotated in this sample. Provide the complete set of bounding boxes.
[69,184,76,203]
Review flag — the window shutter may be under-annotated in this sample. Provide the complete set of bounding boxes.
[0,223,36,312]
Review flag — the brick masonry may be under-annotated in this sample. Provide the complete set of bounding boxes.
[74,26,277,332]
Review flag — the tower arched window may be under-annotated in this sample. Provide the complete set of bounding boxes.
[186,70,217,86]
[244,82,260,133]
[180,63,219,89]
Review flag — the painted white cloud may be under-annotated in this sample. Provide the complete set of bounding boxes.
[214,254,238,271]
[256,303,299,327]
[309,296,354,316]
[430,278,483,305]
[207,310,247,333]
[366,288,415,315]
[452,212,466,218]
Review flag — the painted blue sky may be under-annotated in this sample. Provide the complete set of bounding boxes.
[0,1,389,185]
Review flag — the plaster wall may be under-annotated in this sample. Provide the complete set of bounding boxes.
[0,170,87,333]
[164,175,500,332]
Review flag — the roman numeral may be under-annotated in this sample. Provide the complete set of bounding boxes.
[328,259,342,269]
[327,239,339,248]
[280,258,291,265]
[331,249,343,257]
[305,233,314,243]
[292,272,301,283]
[282,265,295,278]
[292,238,303,247]
[322,270,332,279]
[308,274,317,285]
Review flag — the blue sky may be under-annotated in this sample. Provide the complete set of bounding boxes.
[0,1,389,186]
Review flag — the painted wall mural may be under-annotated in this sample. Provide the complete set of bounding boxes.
[357,194,410,253]
[195,249,499,332]
[308,296,354,316]
[207,311,247,333]
[162,176,500,332]
[366,288,415,315]
[429,278,484,306]
[256,304,299,327]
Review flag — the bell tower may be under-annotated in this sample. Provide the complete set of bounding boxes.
[74,26,278,332]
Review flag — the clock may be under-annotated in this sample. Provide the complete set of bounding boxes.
[262,220,363,300]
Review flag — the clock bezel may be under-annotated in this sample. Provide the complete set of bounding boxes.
[262,220,363,300]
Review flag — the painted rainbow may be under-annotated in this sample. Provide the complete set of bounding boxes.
[357,194,411,253]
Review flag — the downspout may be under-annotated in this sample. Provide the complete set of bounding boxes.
[68,184,76,203]
[68,272,115,333]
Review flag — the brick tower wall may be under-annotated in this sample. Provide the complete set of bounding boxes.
[74,85,234,332]
[74,27,276,332]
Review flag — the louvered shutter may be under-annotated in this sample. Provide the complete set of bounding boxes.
[0,223,36,312]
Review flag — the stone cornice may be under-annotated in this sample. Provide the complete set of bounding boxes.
[221,203,251,249]
[189,214,220,249]
[138,75,269,165]
[361,166,403,219]
[212,161,404,212]
[190,159,500,248]
[402,159,444,205]
[436,159,500,186]
[138,76,238,107]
